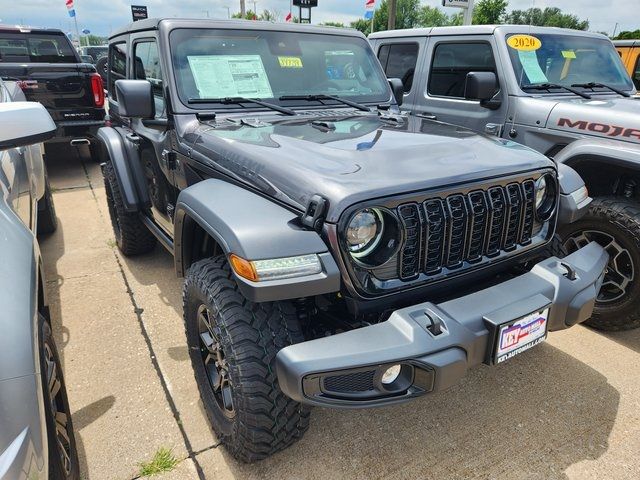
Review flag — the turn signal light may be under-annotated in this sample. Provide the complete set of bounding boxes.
[229,254,258,282]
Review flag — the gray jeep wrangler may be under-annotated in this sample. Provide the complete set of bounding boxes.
[370,25,640,330]
[100,19,606,462]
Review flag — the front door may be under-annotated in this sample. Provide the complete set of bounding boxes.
[413,36,508,137]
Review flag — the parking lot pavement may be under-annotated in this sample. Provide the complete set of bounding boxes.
[41,149,640,480]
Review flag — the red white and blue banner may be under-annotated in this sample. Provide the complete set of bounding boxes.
[66,0,76,18]
[364,0,375,20]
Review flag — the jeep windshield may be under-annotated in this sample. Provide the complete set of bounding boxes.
[506,33,634,95]
[169,28,389,111]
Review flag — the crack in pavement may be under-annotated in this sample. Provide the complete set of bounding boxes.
[79,157,208,480]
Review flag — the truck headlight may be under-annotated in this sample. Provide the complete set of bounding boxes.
[535,173,557,221]
[346,208,383,258]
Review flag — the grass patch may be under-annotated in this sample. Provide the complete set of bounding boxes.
[106,238,117,248]
[138,447,178,477]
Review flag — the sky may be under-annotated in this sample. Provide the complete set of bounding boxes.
[0,0,634,38]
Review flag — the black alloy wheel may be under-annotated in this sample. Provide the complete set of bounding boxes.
[196,304,235,419]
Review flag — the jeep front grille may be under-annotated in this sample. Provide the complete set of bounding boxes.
[397,180,536,280]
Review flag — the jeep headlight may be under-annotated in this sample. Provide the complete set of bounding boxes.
[535,173,557,221]
[345,207,401,266]
[346,208,383,257]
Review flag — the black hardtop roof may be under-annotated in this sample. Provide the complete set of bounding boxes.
[109,18,366,41]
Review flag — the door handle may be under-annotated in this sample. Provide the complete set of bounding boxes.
[415,113,437,120]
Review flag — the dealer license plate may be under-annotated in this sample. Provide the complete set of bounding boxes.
[494,309,549,364]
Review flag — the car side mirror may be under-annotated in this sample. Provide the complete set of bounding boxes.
[388,78,404,106]
[0,102,56,151]
[114,79,155,119]
[464,72,497,101]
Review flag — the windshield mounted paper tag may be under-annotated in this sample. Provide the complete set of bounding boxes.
[278,56,303,68]
[518,50,548,84]
[187,55,273,99]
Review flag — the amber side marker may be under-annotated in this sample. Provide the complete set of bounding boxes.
[229,254,258,282]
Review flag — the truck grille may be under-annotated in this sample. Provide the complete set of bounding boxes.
[397,180,536,280]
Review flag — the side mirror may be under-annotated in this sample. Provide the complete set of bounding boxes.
[114,79,155,119]
[388,78,404,106]
[464,72,497,101]
[0,102,56,151]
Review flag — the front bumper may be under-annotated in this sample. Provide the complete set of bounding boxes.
[276,242,608,408]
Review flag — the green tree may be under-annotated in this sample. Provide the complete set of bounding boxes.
[418,6,449,27]
[614,29,640,40]
[320,21,346,28]
[504,7,589,30]
[372,0,421,32]
[350,18,372,35]
[473,0,508,25]
[85,34,107,46]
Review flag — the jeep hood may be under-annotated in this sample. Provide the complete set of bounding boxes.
[185,114,553,222]
[547,96,640,143]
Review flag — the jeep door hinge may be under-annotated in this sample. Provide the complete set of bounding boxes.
[301,194,327,231]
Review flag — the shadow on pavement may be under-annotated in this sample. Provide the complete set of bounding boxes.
[600,327,640,355]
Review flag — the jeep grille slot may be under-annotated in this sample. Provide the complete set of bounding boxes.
[423,199,446,274]
[398,204,422,280]
[397,179,539,281]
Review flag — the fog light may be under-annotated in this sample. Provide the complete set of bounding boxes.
[381,364,402,384]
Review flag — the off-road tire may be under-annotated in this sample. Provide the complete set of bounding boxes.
[183,256,310,463]
[103,161,157,256]
[37,173,57,235]
[40,315,80,480]
[558,196,640,331]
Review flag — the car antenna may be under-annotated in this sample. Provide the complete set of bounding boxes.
[508,0,536,139]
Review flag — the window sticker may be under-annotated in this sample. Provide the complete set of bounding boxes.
[518,50,548,84]
[187,55,273,99]
[278,56,303,68]
[507,35,542,51]
[562,50,577,59]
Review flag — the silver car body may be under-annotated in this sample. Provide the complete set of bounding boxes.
[369,25,639,162]
[0,80,52,479]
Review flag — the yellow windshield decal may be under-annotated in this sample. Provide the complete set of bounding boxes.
[562,50,577,59]
[507,35,542,51]
[278,56,303,68]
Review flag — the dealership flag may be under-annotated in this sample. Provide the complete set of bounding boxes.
[66,0,76,17]
[285,12,292,22]
[364,0,375,19]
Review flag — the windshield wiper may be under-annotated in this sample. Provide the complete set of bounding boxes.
[279,94,371,112]
[522,83,592,99]
[571,82,631,98]
[187,96,296,116]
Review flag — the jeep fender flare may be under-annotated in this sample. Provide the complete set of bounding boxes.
[554,138,640,171]
[174,179,341,302]
[96,126,150,212]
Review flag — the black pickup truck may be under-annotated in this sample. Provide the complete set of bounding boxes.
[0,25,105,153]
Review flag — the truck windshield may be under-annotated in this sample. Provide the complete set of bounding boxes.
[0,32,77,63]
[169,28,389,109]
[506,33,633,93]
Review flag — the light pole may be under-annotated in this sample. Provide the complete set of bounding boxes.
[225,6,230,19]
[240,0,246,17]
[463,0,475,26]
[252,1,258,16]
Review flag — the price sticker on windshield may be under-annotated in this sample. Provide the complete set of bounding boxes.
[278,56,304,68]
[507,35,542,51]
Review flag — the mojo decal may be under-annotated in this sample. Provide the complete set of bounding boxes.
[557,118,640,140]
[507,35,542,51]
